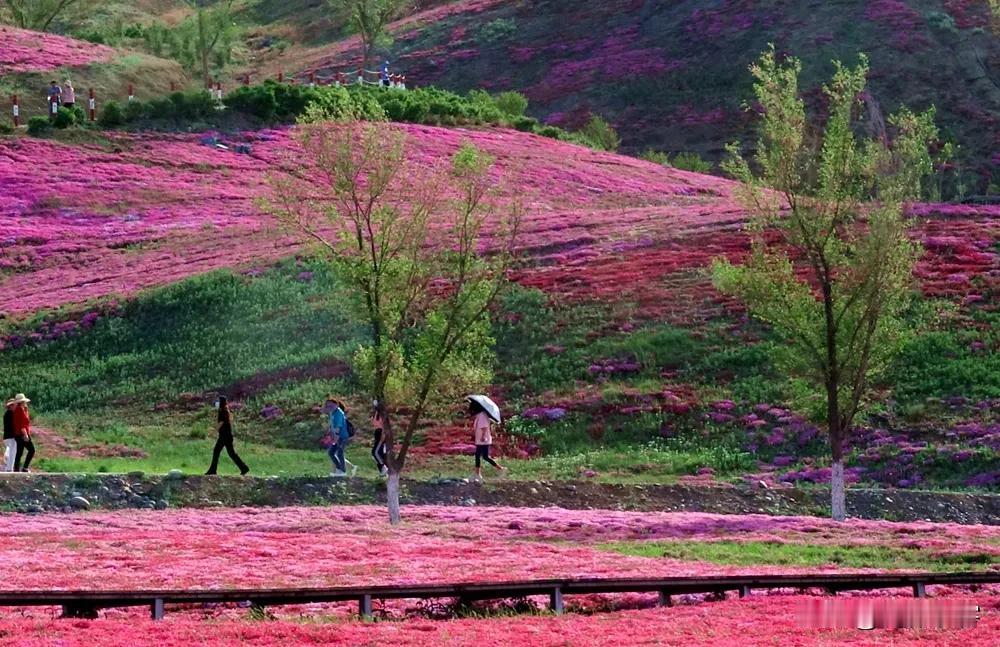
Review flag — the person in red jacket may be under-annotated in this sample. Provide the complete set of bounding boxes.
[10,394,34,473]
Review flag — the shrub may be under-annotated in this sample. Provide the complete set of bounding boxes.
[494,91,528,118]
[99,101,126,128]
[52,107,77,129]
[478,17,517,43]
[670,151,713,173]
[0,121,13,136]
[224,84,279,122]
[640,149,670,165]
[512,115,539,132]
[302,84,386,123]
[27,116,51,136]
[578,114,621,152]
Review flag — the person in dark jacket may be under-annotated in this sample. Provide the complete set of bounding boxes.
[2,398,16,472]
[205,396,249,475]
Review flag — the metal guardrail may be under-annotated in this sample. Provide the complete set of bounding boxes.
[1,571,996,620]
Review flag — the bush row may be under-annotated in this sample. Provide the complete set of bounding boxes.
[80,82,619,152]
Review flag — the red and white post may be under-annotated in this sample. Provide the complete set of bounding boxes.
[11,95,19,127]
[128,84,135,102]
[277,71,284,83]
[88,88,96,122]
[215,81,223,100]
[309,71,316,88]
[243,73,250,86]
[49,95,59,119]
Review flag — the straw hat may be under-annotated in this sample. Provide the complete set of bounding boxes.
[9,393,30,405]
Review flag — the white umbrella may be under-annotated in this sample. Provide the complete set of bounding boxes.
[467,394,501,423]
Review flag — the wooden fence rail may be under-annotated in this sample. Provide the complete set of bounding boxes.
[0,571,996,620]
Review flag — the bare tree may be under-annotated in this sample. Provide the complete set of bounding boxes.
[2,0,82,32]
[328,0,411,77]
[265,119,521,524]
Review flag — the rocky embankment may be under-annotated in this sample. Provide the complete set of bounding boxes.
[0,473,997,524]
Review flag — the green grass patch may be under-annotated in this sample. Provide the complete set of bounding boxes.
[599,540,995,572]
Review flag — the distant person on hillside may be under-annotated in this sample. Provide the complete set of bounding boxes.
[11,394,34,473]
[62,80,76,109]
[2,398,16,472]
[469,399,504,482]
[381,61,390,87]
[205,396,250,476]
[326,397,356,477]
[370,401,388,477]
[47,81,61,116]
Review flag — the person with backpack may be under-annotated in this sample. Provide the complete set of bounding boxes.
[469,398,504,482]
[205,396,250,476]
[3,397,17,472]
[370,401,388,477]
[327,397,356,477]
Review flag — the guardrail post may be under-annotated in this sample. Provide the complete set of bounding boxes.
[278,71,284,83]
[739,585,751,598]
[151,598,165,620]
[88,88,96,122]
[359,594,373,618]
[657,591,672,607]
[549,587,564,615]
[913,583,926,598]
[11,95,18,127]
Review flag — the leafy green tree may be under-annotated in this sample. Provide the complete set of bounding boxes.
[180,0,238,84]
[265,120,521,524]
[1,0,84,31]
[328,0,411,78]
[712,48,940,521]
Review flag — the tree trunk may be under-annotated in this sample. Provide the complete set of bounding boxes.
[386,470,401,526]
[830,460,846,521]
[198,10,210,84]
[829,425,847,521]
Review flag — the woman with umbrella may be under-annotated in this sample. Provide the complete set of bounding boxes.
[468,395,505,482]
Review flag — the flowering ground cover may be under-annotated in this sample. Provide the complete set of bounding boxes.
[2,125,995,320]
[2,596,998,647]
[263,0,1000,192]
[0,26,114,74]
[0,506,997,593]
[0,506,997,645]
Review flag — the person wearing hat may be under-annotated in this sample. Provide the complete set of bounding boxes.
[62,79,76,109]
[2,398,16,472]
[10,394,33,473]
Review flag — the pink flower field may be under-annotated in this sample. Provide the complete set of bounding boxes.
[1,506,997,591]
[0,26,114,74]
[0,506,997,646]
[2,125,996,321]
[3,596,998,647]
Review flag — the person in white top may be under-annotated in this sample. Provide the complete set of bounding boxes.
[470,399,504,482]
[62,80,76,109]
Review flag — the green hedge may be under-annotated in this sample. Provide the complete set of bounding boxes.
[104,82,612,151]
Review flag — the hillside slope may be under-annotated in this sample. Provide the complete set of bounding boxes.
[262,0,1000,193]
[0,26,187,118]
[1,124,996,320]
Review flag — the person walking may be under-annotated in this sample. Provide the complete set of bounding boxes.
[62,80,76,109]
[326,397,356,477]
[205,396,250,476]
[2,398,16,472]
[11,394,34,473]
[370,401,388,477]
[470,399,504,482]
